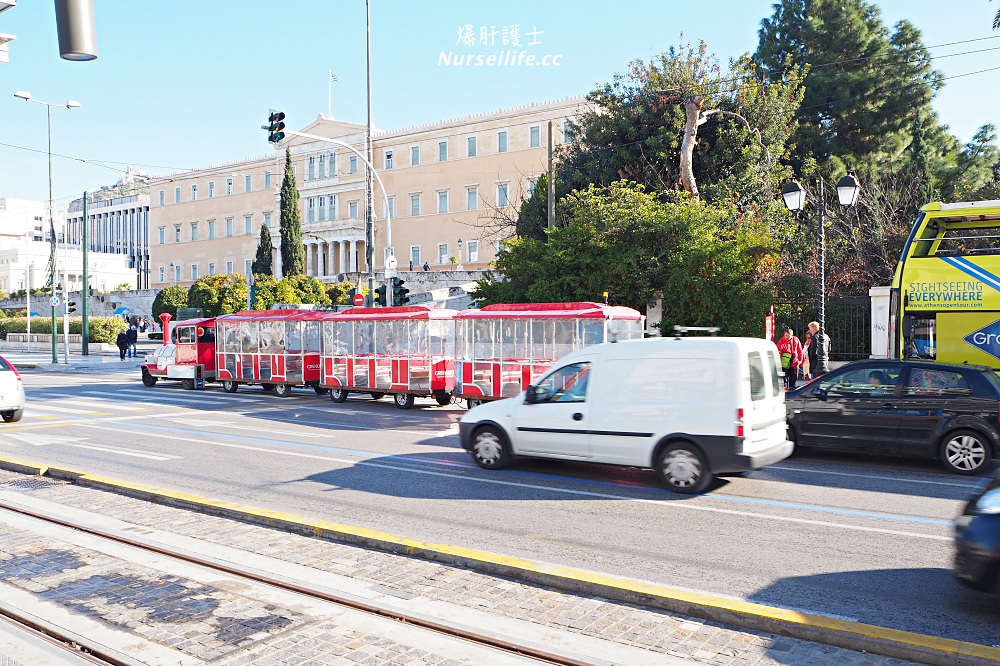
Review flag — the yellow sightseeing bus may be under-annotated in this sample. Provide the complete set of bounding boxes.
[890,200,1000,368]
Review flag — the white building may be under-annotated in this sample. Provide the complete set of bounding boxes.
[0,239,134,295]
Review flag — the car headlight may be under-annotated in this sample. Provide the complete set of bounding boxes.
[976,488,1000,514]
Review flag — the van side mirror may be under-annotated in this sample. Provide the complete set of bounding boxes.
[524,385,538,404]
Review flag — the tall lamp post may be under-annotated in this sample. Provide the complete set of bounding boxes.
[14,91,80,363]
[781,172,861,333]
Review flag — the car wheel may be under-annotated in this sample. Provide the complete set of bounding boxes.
[180,379,195,390]
[940,429,992,475]
[330,388,348,403]
[312,386,329,396]
[274,383,292,398]
[221,380,239,393]
[435,393,452,406]
[470,426,510,469]
[466,398,484,410]
[261,383,275,392]
[657,442,712,494]
[393,393,415,409]
[141,368,157,387]
[370,392,385,400]
[1,409,23,423]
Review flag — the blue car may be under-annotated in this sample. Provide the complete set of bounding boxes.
[954,471,1000,594]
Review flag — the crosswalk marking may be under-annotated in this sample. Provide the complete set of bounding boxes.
[37,394,147,411]
[68,443,180,461]
[27,402,107,415]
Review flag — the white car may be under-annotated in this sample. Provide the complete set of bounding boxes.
[0,354,25,423]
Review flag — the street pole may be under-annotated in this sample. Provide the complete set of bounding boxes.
[62,221,69,363]
[47,103,58,363]
[25,265,31,353]
[818,179,826,335]
[81,192,89,355]
[365,0,375,305]
[547,119,554,231]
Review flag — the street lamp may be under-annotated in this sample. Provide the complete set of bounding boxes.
[780,172,861,334]
[14,91,81,363]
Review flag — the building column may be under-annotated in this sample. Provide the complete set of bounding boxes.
[305,242,314,276]
[317,243,326,277]
[339,241,347,274]
[274,238,283,279]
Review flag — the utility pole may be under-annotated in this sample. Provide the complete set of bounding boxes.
[365,0,375,305]
[81,192,89,355]
[547,119,555,231]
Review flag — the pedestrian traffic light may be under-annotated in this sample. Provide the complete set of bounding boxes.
[392,277,410,306]
[66,300,77,314]
[374,285,387,306]
[265,109,286,144]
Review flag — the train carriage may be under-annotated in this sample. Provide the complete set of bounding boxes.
[321,305,457,409]
[141,317,217,389]
[214,309,330,397]
[453,302,644,408]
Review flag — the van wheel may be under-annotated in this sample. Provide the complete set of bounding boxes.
[1,409,23,423]
[221,380,239,393]
[657,443,712,494]
[330,388,349,403]
[940,429,991,475]
[394,393,415,409]
[435,393,452,406]
[180,379,195,391]
[471,426,510,470]
[141,368,157,387]
[274,383,292,398]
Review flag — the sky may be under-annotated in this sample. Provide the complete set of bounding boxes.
[1,0,997,210]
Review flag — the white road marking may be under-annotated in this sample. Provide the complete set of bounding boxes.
[67,443,180,461]
[35,395,147,411]
[27,403,105,415]
[3,434,90,446]
[769,463,981,489]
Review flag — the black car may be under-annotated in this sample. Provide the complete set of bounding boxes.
[955,471,1000,594]
[786,360,1000,475]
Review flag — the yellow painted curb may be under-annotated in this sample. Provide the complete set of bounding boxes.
[1,455,997,666]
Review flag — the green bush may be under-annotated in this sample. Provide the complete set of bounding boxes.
[148,332,163,341]
[0,316,127,343]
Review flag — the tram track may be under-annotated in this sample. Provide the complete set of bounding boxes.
[0,497,604,666]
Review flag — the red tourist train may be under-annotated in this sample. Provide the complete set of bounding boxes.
[142,302,644,409]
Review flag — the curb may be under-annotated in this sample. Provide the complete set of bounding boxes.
[1,455,997,666]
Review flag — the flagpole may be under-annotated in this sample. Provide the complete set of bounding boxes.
[328,69,332,118]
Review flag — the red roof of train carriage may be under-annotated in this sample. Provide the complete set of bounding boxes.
[335,305,458,321]
[171,317,217,327]
[454,302,643,320]
[215,309,337,323]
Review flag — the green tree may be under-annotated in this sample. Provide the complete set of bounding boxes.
[326,282,356,305]
[282,274,332,305]
[252,223,274,275]
[515,173,549,241]
[188,273,248,317]
[279,147,304,276]
[251,274,280,310]
[151,285,189,320]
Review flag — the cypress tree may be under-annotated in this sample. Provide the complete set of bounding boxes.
[279,147,305,276]
[252,223,274,275]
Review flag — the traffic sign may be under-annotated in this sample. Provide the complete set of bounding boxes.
[352,293,365,306]
[49,296,60,307]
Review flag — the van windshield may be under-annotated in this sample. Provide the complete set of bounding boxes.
[748,351,766,401]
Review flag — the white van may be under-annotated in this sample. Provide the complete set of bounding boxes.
[458,336,792,493]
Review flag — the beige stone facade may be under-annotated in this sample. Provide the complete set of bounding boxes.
[148,96,585,288]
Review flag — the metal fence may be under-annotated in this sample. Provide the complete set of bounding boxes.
[773,296,870,360]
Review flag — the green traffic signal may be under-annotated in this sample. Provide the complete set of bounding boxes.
[374,285,387,306]
[66,300,77,314]
[265,109,286,144]
[391,277,410,306]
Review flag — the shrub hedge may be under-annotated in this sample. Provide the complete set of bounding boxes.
[0,316,128,344]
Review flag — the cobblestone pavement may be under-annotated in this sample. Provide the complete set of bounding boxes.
[0,470,929,666]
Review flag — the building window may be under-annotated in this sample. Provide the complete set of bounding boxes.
[318,197,326,221]
[158,227,165,244]
[410,194,420,216]
[385,150,394,170]
[244,215,252,235]
[467,136,477,157]
[208,262,216,276]
[497,183,510,207]
[328,195,337,219]
[348,201,359,219]
[263,213,271,228]
[191,222,198,242]
[410,145,419,166]
[498,130,508,153]
[264,170,272,189]
[307,197,316,223]
[159,266,165,282]
[437,190,448,214]
[174,225,181,243]
[467,240,479,263]
[159,190,165,206]
[226,218,234,237]
[174,264,182,281]
[438,243,449,265]
[191,264,199,280]
[308,156,316,180]
[387,196,394,220]
[466,187,478,211]
[226,178,233,195]
[245,174,252,192]
[563,120,575,143]
[190,184,197,201]
[530,125,540,148]
[208,181,215,198]
[330,152,338,175]
[349,155,358,174]
[225,261,233,274]
[438,141,448,162]
[174,187,180,204]
[208,219,216,239]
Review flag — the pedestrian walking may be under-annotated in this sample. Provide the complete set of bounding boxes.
[801,330,813,380]
[775,327,804,390]
[423,261,430,271]
[126,324,138,358]
[806,321,831,377]
[115,330,129,361]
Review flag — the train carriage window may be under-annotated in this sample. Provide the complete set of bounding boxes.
[285,321,303,354]
[501,319,529,359]
[531,319,552,361]
[552,320,574,360]
[608,318,641,341]
[240,321,259,354]
[410,320,429,355]
[259,321,283,354]
[473,320,497,360]
[304,321,320,353]
[323,321,349,355]
[455,320,468,360]
[337,321,353,355]
[355,321,374,354]
[221,323,240,352]
[177,326,196,344]
[581,320,604,346]
[429,319,454,356]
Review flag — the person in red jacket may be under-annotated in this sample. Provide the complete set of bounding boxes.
[776,327,804,390]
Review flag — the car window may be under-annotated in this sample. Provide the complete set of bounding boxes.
[767,350,781,397]
[982,370,1000,395]
[533,362,591,403]
[904,368,972,397]
[748,352,765,401]
[819,366,901,397]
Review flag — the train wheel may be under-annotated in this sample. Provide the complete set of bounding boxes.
[370,392,385,400]
[435,393,452,406]
[261,383,275,392]
[394,393,415,410]
[221,380,239,393]
[466,398,484,410]
[181,379,195,391]
[330,388,348,403]
[141,368,157,387]
[274,383,292,398]
[312,385,329,396]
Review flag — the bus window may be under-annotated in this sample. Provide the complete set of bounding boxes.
[904,314,937,360]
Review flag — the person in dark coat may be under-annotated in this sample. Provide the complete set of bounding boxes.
[126,325,138,358]
[116,330,129,361]
[806,321,830,377]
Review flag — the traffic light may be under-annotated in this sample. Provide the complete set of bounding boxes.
[392,277,410,306]
[265,109,286,144]
[66,300,77,314]
[374,285,387,306]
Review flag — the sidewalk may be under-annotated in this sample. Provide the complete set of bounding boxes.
[0,343,156,373]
